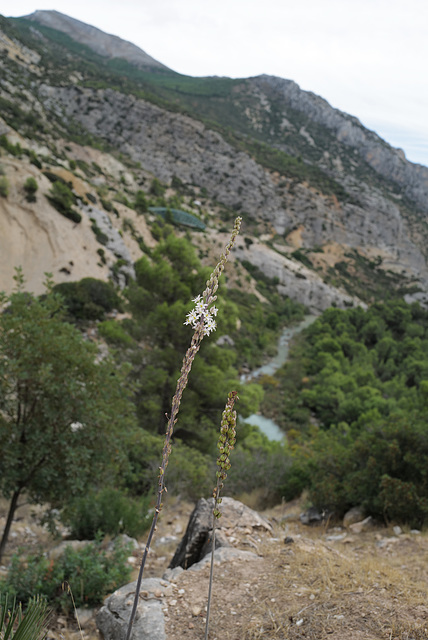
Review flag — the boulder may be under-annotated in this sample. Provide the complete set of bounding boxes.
[169,497,271,570]
[97,548,261,639]
[343,506,365,528]
[75,607,96,629]
[300,506,332,526]
[96,577,170,640]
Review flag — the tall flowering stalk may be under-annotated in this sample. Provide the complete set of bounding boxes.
[204,390,238,640]
[125,217,242,640]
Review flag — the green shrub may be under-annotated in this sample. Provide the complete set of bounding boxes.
[97,247,107,264]
[47,181,82,223]
[135,190,148,214]
[60,488,152,540]
[53,278,122,321]
[98,319,135,346]
[0,539,132,612]
[0,135,22,157]
[379,474,428,525]
[29,151,42,169]
[113,191,131,207]
[24,176,38,202]
[100,196,113,212]
[225,423,292,505]
[43,171,67,185]
[150,177,165,197]
[162,441,214,500]
[90,219,109,245]
[290,414,428,526]
[0,176,9,198]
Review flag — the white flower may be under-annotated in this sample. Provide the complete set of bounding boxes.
[195,300,206,315]
[204,317,217,335]
[184,309,199,326]
[185,295,218,336]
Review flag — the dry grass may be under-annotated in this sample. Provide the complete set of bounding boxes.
[238,516,428,640]
[164,500,428,640]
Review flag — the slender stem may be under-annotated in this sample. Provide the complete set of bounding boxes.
[124,218,242,640]
[124,509,161,640]
[204,391,238,640]
[125,335,203,640]
[204,518,217,640]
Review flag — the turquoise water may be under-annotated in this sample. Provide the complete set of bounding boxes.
[242,315,317,441]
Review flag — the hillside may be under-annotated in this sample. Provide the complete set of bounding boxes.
[0,11,427,309]
[3,14,428,640]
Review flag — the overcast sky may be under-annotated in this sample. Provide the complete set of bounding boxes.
[6,0,428,167]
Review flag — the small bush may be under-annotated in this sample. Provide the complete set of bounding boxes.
[53,278,122,321]
[61,488,152,540]
[150,178,165,197]
[226,424,292,506]
[135,190,148,214]
[90,219,109,245]
[47,181,82,223]
[29,151,42,169]
[98,319,135,346]
[24,176,38,202]
[97,247,107,264]
[0,176,9,198]
[100,196,113,212]
[379,474,428,526]
[0,539,132,612]
[0,135,22,157]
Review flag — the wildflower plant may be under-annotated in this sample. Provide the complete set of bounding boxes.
[205,390,238,640]
[125,217,242,640]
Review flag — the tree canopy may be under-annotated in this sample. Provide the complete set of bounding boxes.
[270,299,428,526]
[0,271,135,560]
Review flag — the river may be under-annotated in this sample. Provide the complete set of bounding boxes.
[242,315,318,441]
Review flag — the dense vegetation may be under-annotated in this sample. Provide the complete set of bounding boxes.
[2,12,428,618]
[1,539,132,612]
[266,300,428,526]
[0,232,308,607]
[0,272,138,561]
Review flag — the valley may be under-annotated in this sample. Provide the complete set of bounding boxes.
[1,10,428,640]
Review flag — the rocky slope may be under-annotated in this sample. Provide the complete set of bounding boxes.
[3,495,428,640]
[0,11,427,309]
[24,10,168,70]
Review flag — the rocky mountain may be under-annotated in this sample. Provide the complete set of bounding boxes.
[24,10,168,70]
[0,10,427,310]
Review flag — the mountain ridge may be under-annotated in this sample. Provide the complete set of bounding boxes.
[1,10,428,309]
[22,10,170,71]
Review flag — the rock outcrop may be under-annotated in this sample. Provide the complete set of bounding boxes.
[169,497,271,570]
